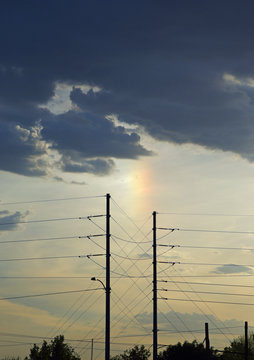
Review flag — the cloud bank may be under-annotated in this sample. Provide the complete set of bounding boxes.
[2,1,254,177]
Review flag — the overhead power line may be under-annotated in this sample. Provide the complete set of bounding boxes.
[0,276,96,279]
[0,332,153,347]
[0,275,153,279]
[158,212,254,217]
[0,234,104,244]
[0,195,105,206]
[160,297,254,306]
[158,274,254,278]
[158,280,254,289]
[158,288,254,298]
[112,234,151,245]
[0,214,105,227]
[0,253,105,262]
[158,227,254,235]
[158,244,254,251]
[158,261,254,267]
[0,288,102,301]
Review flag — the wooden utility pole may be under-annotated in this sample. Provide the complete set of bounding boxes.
[106,194,111,360]
[91,338,94,360]
[205,322,210,353]
[245,321,248,360]
[153,211,157,360]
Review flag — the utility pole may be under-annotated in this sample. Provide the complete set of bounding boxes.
[245,321,248,360]
[91,338,94,360]
[205,322,210,353]
[106,193,111,360]
[153,211,157,360]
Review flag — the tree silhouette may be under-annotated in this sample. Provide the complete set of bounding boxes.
[111,345,150,360]
[221,333,254,360]
[158,340,219,360]
[25,335,80,360]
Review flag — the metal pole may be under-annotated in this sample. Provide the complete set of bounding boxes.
[245,321,248,360]
[106,193,111,360]
[205,322,210,353]
[153,211,157,360]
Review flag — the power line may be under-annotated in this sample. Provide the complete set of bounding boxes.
[1,271,245,280]
[0,331,149,345]
[158,261,254,267]
[157,261,231,342]
[158,280,254,289]
[0,275,153,279]
[111,252,152,261]
[158,244,254,251]
[158,274,254,278]
[0,214,105,227]
[0,253,105,262]
[160,297,254,306]
[0,195,105,206]
[112,234,151,245]
[0,234,104,244]
[158,326,243,333]
[111,216,151,245]
[159,288,254,298]
[0,276,95,279]
[111,197,151,237]
[168,267,233,341]
[158,227,254,235]
[158,212,254,217]
[0,288,102,301]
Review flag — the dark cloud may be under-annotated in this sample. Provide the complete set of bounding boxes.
[59,155,115,176]
[41,110,152,159]
[0,210,29,231]
[40,109,152,175]
[0,121,48,176]
[70,180,87,186]
[2,1,254,176]
[214,264,253,274]
[52,176,87,185]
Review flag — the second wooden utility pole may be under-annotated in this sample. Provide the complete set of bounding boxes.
[245,321,248,360]
[106,193,111,360]
[205,322,210,353]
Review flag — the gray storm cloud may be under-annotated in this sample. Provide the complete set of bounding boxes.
[1,1,254,176]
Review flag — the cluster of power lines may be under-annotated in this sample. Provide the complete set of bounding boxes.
[1,194,254,359]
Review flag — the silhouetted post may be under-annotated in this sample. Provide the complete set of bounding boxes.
[106,193,111,360]
[91,338,94,360]
[153,211,157,360]
[245,321,248,360]
[205,322,210,353]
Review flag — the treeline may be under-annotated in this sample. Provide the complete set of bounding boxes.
[3,333,254,360]
[112,336,254,360]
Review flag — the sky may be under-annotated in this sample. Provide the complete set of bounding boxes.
[2,0,254,358]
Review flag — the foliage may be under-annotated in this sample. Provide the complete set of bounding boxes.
[111,345,150,360]
[221,333,254,360]
[158,340,219,360]
[24,335,80,360]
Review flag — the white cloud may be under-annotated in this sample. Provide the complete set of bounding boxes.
[40,82,101,115]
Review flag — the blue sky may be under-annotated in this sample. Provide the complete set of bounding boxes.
[2,1,254,358]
